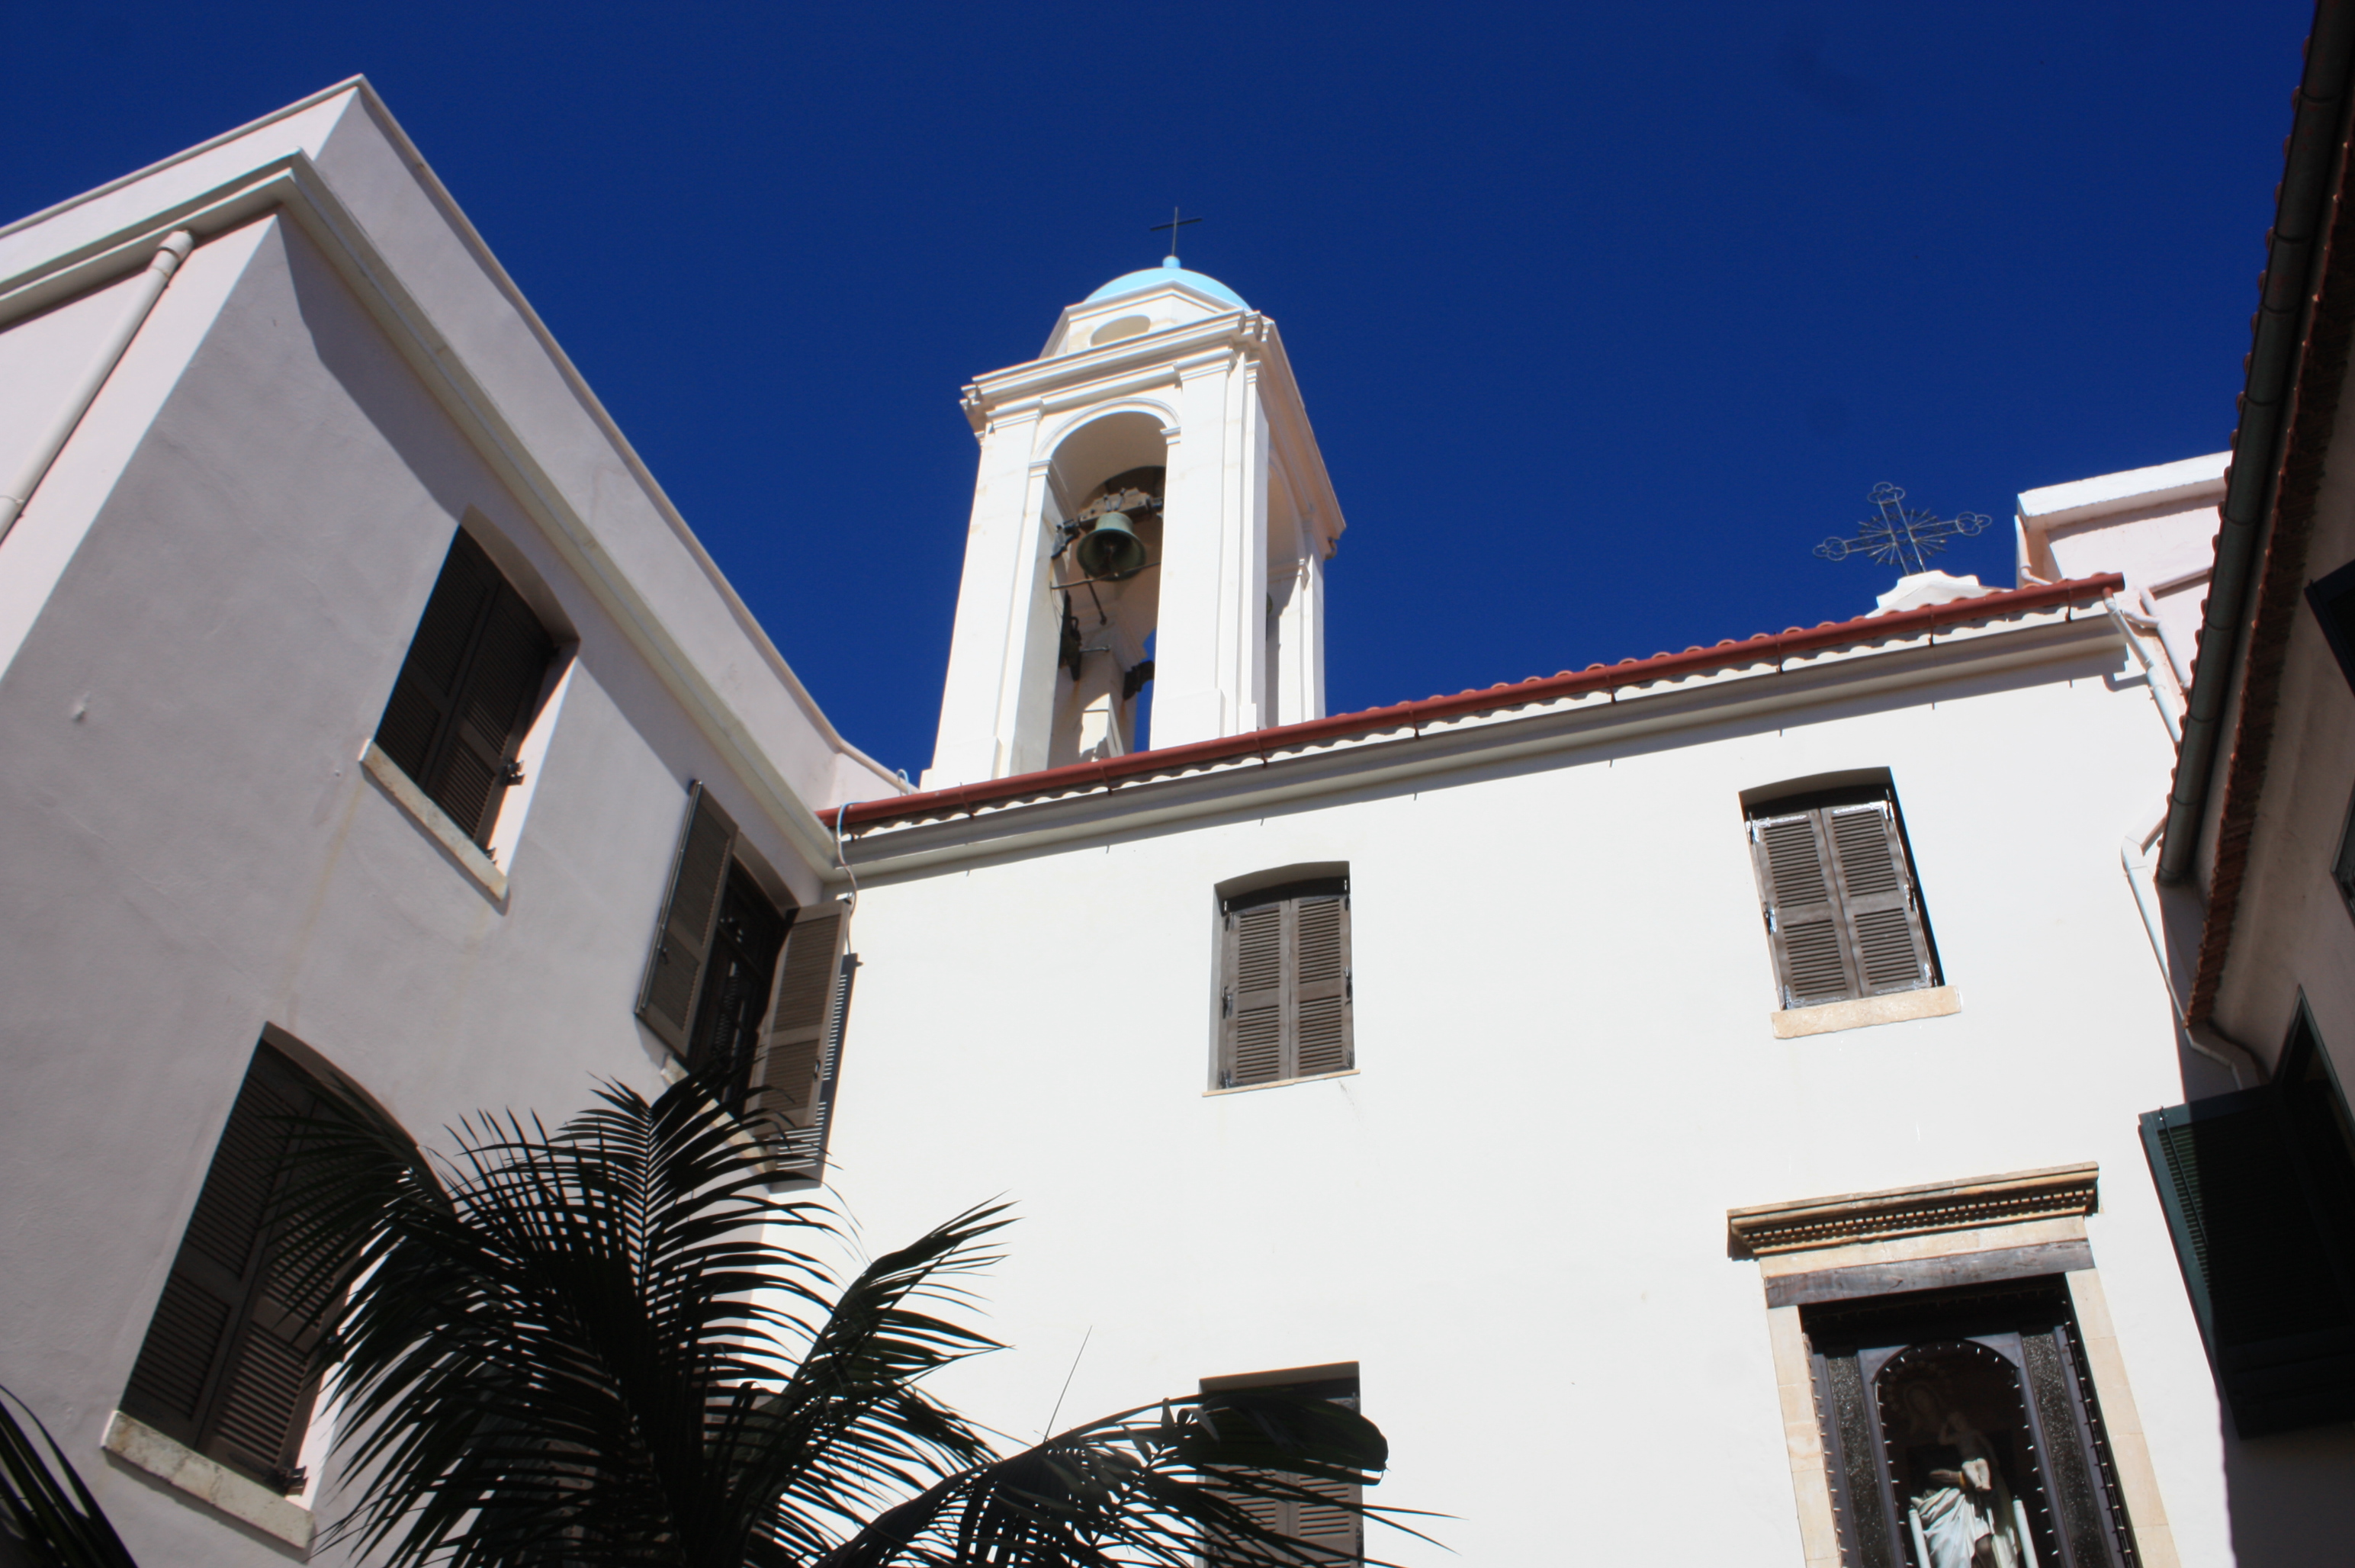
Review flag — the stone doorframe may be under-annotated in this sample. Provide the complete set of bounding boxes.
[1727,1163,2180,1568]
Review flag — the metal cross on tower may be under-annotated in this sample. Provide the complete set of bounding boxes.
[1815,483,1991,577]
[1149,207,1200,262]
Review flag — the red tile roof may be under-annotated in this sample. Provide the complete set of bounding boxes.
[827,574,2125,830]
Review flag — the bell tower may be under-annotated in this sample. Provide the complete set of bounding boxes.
[921,259,1345,789]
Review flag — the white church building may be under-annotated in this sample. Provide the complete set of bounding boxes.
[2,71,2349,1568]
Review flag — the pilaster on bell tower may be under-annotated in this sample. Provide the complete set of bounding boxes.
[923,257,1345,789]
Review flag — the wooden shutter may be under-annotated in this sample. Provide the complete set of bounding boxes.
[747,902,852,1178]
[637,784,737,1054]
[1751,811,1854,1008]
[372,530,554,847]
[1749,793,1935,1009]
[1291,893,1353,1078]
[122,1047,335,1489]
[1203,1385,1363,1566]
[1822,801,1934,996]
[2141,1087,2355,1437]
[1290,1387,1363,1563]
[1222,901,1286,1088]
[1219,879,1352,1088]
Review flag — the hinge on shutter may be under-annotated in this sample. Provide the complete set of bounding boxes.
[1345,967,1353,1001]
[268,1466,308,1496]
[500,758,526,786]
[1222,987,1232,1017]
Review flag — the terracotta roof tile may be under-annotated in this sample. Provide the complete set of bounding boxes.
[827,574,2123,830]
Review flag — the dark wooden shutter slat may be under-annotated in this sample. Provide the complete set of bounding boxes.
[750,904,851,1177]
[1225,904,1284,1087]
[1752,811,1855,1007]
[124,1275,232,1425]
[1825,803,1933,996]
[638,785,737,1053]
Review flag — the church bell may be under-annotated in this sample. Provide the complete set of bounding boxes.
[1074,512,1149,580]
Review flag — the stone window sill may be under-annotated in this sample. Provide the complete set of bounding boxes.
[1772,985,1960,1038]
[361,741,508,901]
[1204,1068,1359,1097]
[102,1410,313,1552]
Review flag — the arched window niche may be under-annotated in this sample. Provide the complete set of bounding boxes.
[1807,1280,2144,1568]
[1040,411,1167,767]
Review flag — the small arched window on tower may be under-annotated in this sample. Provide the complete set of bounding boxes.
[1743,774,1940,1012]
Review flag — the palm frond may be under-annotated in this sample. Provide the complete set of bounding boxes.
[281,1078,1012,1568]
[811,1388,1437,1568]
[0,1386,139,1568]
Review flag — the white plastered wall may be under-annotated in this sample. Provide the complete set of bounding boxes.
[827,636,2233,1566]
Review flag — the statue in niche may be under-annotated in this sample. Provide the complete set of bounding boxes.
[1889,1379,2039,1568]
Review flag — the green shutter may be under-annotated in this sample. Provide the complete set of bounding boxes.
[637,784,737,1054]
[2141,1088,2355,1437]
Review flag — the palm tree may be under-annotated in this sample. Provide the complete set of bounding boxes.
[6,1077,1416,1567]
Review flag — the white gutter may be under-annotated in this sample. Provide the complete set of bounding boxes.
[2103,595,2183,745]
[0,230,194,546]
[2119,815,2267,1086]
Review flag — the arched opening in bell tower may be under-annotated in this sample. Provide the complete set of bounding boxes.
[1041,411,1166,766]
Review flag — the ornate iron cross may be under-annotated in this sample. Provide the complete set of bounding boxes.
[1816,483,1991,577]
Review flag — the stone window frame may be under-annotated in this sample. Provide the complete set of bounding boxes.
[1728,1164,2180,1568]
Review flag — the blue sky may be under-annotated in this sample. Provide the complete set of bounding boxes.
[5,2,2313,779]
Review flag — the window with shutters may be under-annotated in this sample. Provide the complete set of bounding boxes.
[637,782,855,1182]
[373,529,559,851]
[1745,781,1941,1012]
[1216,876,1353,1091]
[1200,1366,1362,1567]
[120,1043,357,1496]
[2139,1001,2355,1437]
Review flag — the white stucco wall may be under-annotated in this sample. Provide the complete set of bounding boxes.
[822,631,2232,1565]
[0,88,893,1566]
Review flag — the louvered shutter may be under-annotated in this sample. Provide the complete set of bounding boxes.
[637,784,737,1054]
[437,584,552,847]
[1751,811,1855,1008]
[1222,901,1286,1088]
[123,1048,335,1488]
[1290,892,1353,1079]
[1290,1387,1364,1564]
[1203,1386,1363,1566]
[374,531,555,847]
[747,902,851,1178]
[1823,801,1934,996]
[1220,882,1354,1088]
[2141,1088,2355,1437]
